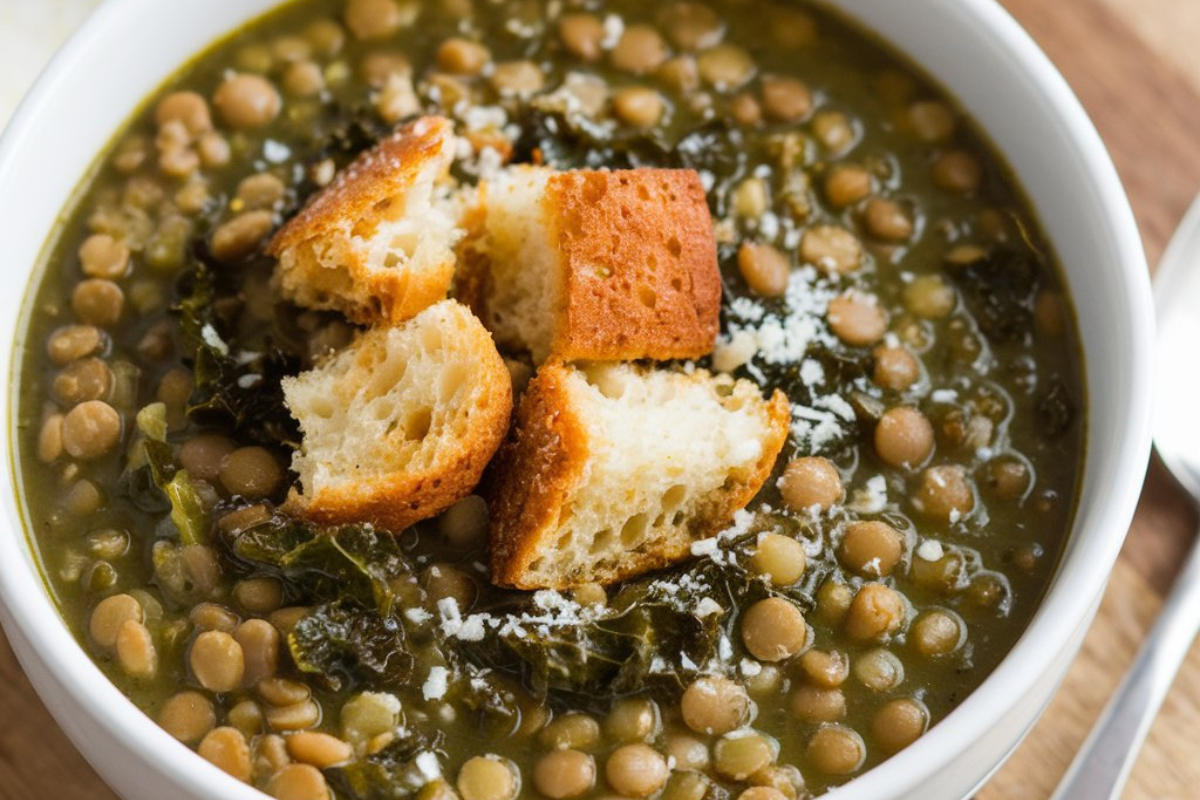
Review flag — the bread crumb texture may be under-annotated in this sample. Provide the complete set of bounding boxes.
[488,362,789,589]
[283,299,513,531]
[268,115,461,324]
[461,166,721,363]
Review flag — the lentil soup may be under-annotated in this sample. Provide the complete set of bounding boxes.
[13,1,1084,799]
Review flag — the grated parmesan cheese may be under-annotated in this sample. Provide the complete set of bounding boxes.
[422,666,450,701]
[917,539,945,561]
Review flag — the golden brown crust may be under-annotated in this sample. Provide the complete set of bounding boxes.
[548,169,722,361]
[268,115,453,256]
[267,116,456,325]
[298,306,514,531]
[452,183,492,319]
[488,369,791,590]
[487,362,590,587]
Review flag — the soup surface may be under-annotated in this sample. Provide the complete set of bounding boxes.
[14,0,1085,798]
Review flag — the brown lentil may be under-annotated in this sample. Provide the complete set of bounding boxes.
[779,456,843,512]
[824,165,871,208]
[843,583,906,643]
[199,726,253,781]
[613,87,665,128]
[116,619,158,679]
[714,732,776,781]
[875,406,935,468]
[78,234,130,279]
[62,400,121,461]
[912,609,965,657]
[741,597,808,662]
[681,675,750,735]
[853,648,904,692]
[190,630,245,693]
[437,38,491,76]
[267,763,331,800]
[457,756,518,800]
[344,0,404,41]
[605,744,669,798]
[801,225,862,274]
[872,698,929,753]
[737,242,790,298]
[211,210,275,262]
[558,14,605,62]
[799,649,850,689]
[219,446,284,499]
[72,279,124,327]
[913,465,976,522]
[864,198,914,242]
[160,691,216,744]
[806,726,865,775]
[828,291,888,346]
[533,749,596,799]
[286,731,354,768]
[697,44,756,90]
[904,274,957,319]
[933,149,984,193]
[761,75,812,122]
[213,74,281,129]
[839,521,904,577]
[749,532,806,586]
[659,2,725,51]
[790,684,846,723]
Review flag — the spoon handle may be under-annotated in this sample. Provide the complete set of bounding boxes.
[1050,525,1200,800]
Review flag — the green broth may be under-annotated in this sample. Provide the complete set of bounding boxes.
[14,0,1084,797]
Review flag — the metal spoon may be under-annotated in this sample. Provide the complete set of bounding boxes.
[1050,195,1200,800]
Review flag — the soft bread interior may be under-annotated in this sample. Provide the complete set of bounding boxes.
[297,153,457,291]
[284,300,500,496]
[521,363,779,586]
[271,116,462,324]
[477,167,561,361]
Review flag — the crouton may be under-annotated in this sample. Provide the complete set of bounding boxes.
[283,300,513,531]
[488,362,790,589]
[460,167,722,363]
[268,115,460,325]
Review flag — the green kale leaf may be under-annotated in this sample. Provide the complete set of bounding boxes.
[117,402,206,545]
[224,514,410,614]
[327,730,446,800]
[289,599,414,693]
[174,244,304,448]
[468,553,780,704]
[947,246,1043,343]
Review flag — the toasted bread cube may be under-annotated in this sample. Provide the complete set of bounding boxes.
[460,167,722,363]
[268,116,460,324]
[283,300,513,531]
[488,362,790,589]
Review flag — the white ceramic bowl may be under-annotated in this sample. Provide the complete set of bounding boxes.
[0,1,1153,799]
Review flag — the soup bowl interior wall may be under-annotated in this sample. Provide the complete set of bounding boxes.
[0,1,1152,799]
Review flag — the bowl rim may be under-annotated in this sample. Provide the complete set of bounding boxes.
[0,0,1154,798]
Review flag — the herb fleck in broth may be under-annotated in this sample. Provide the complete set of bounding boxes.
[14,0,1084,797]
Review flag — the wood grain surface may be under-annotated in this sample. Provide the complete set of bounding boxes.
[0,0,1197,798]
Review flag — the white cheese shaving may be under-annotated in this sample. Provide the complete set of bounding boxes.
[414,751,441,782]
[917,539,945,562]
[600,14,625,48]
[849,475,888,514]
[739,658,763,677]
[422,666,450,701]
[405,607,433,624]
[200,324,229,356]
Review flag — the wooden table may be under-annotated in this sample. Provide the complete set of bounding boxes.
[1,0,1198,797]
